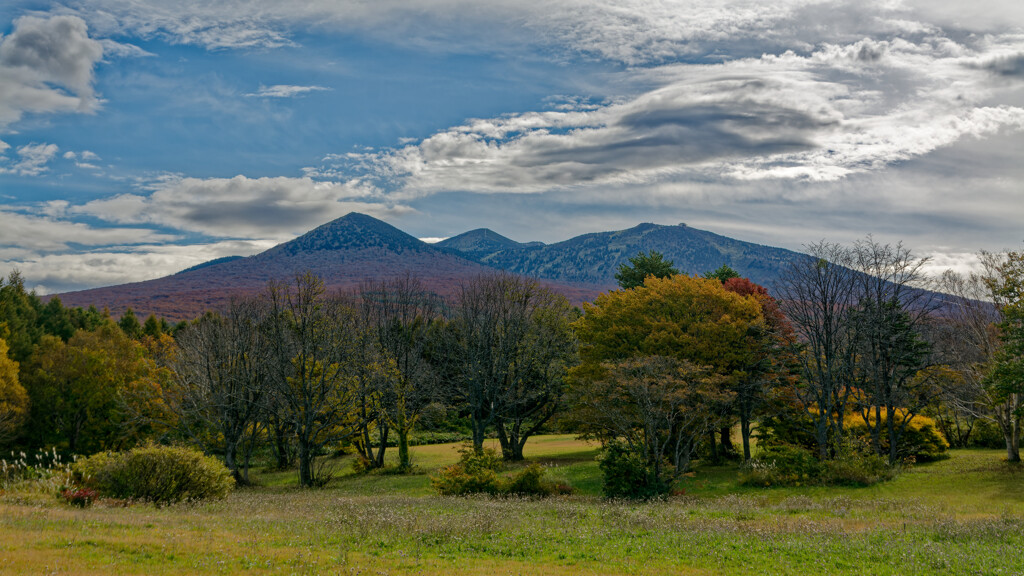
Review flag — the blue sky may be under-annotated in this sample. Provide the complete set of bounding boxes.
[1,0,1022,293]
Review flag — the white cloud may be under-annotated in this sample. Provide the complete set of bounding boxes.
[76,175,411,238]
[317,34,1024,196]
[0,142,60,176]
[247,84,330,98]
[0,209,178,252]
[0,15,104,130]
[1,239,276,295]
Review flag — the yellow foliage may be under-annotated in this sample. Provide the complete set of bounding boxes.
[572,274,765,378]
[0,337,28,444]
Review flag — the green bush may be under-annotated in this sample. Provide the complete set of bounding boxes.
[74,444,234,505]
[740,444,822,487]
[598,440,672,499]
[431,447,561,497]
[505,463,552,496]
[741,441,899,487]
[822,452,897,486]
[431,447,505,496]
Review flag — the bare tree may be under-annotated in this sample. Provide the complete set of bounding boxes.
[775,242,858,459]
[847,238,938,464]
[262,273,367,487]
[170,298,269,483]
[442,272,577,460]
[358,275,442,470]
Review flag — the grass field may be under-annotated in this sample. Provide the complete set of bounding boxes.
[2,436,1023,575]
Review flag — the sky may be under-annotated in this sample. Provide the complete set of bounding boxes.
[0,0,1022,294]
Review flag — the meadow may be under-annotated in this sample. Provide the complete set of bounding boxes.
[2,436,1022,575]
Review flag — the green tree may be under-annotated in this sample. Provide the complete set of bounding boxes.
[142,315,164,338]
[982,247,1024,461]
[118,309,143,339]
[0,271,43,363]
[702,264,740,283]
[23,322,151,453]
[615,251,679,289]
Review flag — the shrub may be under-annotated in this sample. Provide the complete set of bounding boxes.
[431,447,504,496]
[822,452,898,486]
[60,487,98,507]
[846,412,949,462]
[599,440,672,499]
[505,463,552,496]
[761,409,950,462]
[431,446,562,497]
[739,444,822,487]
[74,444,234,505]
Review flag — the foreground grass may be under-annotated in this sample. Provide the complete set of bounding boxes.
[2,439,1022,575]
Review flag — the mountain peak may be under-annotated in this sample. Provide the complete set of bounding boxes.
[263,212,429,256]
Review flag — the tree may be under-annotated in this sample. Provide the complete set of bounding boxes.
[775,243,858,459]
[118,309,142,339]
[981,248,1024,461]
[442,272,577,460]
[703,264,741,284]
[847,238,937,464]
[142,315,166,339]
[0,271,43,364]
[262,273,367,487]
[721,277,796,461]
[615,251,679,289]
[574,274,763,374]
[569,356,729,494]
[358,275,442,470]
[0,337,28,446]
[571,274,766,469]
[169,299,270,483]
[22,322,151,453]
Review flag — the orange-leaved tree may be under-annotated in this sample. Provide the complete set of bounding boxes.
[569,275,769,493]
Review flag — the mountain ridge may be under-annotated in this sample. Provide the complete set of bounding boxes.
[54,213,805,321]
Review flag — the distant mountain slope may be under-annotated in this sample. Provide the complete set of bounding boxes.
[55,213,599,321]
[441,222,807,289]
[436,229,536,260]
[53,214,807,321]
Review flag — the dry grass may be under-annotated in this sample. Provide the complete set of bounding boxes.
[2,439,1022,575]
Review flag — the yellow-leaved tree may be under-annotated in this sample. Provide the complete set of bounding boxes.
[0,336,29,446]
[568,274,768,497]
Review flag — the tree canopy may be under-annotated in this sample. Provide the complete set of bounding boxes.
[614,251,680,289]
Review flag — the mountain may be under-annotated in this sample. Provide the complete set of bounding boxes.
[53,214,806,321]
[54,213,592,321]
[439,222,807,289]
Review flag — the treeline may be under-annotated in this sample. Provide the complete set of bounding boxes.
[1,238,1021,495]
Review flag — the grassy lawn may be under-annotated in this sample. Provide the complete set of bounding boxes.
[2,437,1022,575]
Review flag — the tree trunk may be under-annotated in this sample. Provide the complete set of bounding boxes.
[1008,419,1021,463]
[887,404,899,465]
[719,426,733,452]
[740,416,752,461]
[273,423,291,469]
[224,438,240,483]
[374,424,388,468]
[298,441,312,487]
[471,411,488,454]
